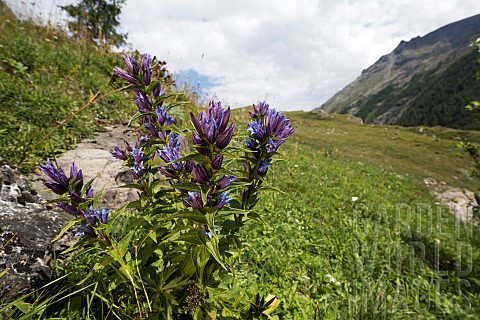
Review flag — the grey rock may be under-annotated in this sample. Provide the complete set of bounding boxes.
[0,162,71,304]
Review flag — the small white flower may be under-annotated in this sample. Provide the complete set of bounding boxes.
[352,196,359,202]
[294,164,299,167]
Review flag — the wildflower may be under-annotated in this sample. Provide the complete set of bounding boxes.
[153,82,165,98]
[352,196,359,202]
[265,137,284,153]
[192,164,211,185]
[190,101,235,150]
[257,159,271,175]
[217,175,236,190]
[122,55,140,75]
[155,105,175,126]
[75,223,96,238]
[133,90,152,112]
[113,66,140,85]
[249,101,269,119]
[111,146,127,160]
[211,154,223,170]
[215,191,232,209]
[38,159,69,194]
[131,147,146,177]
[141,53,152,85]
[56,202,80,215]
[185,191,203,210]
[247,120,265,139]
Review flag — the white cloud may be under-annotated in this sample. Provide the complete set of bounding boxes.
[6,0,480,110]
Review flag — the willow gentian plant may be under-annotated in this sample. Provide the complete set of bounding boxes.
[39,53,293,319]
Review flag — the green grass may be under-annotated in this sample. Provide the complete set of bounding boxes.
[237,111,480,319]
[288,111,480,191]
[0,2,134,171]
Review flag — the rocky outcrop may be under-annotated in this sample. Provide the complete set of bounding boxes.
[0,160,71,304]
[315,14,480,127]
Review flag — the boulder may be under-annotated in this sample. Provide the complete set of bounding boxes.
[0,161,71,304]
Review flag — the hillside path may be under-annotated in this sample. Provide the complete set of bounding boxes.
[30,125,137,210]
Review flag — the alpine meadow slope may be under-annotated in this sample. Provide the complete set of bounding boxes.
[315,14,480,129]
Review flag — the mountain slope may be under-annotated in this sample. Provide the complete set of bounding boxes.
[315,14,480,129]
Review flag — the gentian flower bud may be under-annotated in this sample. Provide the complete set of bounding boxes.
[141,54,152,85]
[69,190,82,203]
[113,67,140,85]
[185,191,203,210]
[56,202,80,215]
[216,124,235,149]
[212,154,224,170]
[217,175,236,189]
[111,146,127,160]
[192,164,210,184]
[44,181,68,195]
[153,82,165,98]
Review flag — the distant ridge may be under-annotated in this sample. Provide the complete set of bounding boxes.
[314,14,480,129]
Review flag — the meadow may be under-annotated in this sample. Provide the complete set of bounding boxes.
[235,111,480,318]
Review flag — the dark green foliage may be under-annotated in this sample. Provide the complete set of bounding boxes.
[61,0,127,46]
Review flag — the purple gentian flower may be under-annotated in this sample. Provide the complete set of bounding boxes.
[113,67,140,85]
[43,181,68,195]
[265,109,294,139]
[249,101,269,119]
[141,54,152,85]
[39,159,69,191]
[247,120,265,139]
[265,137,285,153]
[97,209,111,225]
[190,101,235,150]
[111,146,127,160]
[122,55,140,75]
[185,192,203,210]
[212,154,224,170]
[215,191,232,209]
[257,159,271,175]
[155,106,175,126]
[56,202,80,215]
[153,82,165,98]
[75,223,96,238]
[192,164,211,185]
[133,90,152,112]
[217,175,236,189]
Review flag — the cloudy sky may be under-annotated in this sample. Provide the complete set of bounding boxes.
[6,0,480,110]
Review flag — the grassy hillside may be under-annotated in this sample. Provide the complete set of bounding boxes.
[0,1,133,171]
[238,111,480,318]
[287,112,480,191]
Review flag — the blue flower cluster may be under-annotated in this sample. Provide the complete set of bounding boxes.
[245,102,294,177]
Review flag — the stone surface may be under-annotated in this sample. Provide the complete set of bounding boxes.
[30,125,138,210]
[0,162,71,304]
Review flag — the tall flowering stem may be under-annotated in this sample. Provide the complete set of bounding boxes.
[243,102,294,209]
